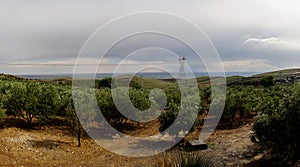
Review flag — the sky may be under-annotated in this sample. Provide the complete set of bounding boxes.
[0,0,300,74]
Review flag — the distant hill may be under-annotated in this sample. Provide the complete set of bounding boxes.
[2,68,300,87]
[253,68,300,77]
[0,73,31,81]
[227,68,300,86]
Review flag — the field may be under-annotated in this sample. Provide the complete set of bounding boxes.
[0,69,299,166]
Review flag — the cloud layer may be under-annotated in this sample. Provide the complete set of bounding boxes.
[0,0,300,74]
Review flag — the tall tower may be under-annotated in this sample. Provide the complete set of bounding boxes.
[178,55,186,79]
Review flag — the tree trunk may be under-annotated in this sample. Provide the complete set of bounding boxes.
[27,116,33,128]
[77,131,81,147]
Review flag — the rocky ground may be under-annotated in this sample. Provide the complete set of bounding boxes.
[205,123,262,166]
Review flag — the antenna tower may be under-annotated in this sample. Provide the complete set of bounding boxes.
[178,55,186,78]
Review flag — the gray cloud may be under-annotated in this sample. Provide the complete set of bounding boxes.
[0,0,300,74]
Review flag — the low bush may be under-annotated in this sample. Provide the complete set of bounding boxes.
[252,85,300,166]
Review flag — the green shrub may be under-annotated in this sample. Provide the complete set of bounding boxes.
[0,92,6,122]
[4,81,60,127]
[221,87,257,126]
[96,77,112,88]
[158,99,179,133]
[0,103,5,123]
[252,85,300,165]
[260,76,274,87]
[96,87,124,126]
[159,92,200,135]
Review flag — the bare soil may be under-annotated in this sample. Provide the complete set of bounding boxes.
[0,121,262,167]
[205,123,262,166]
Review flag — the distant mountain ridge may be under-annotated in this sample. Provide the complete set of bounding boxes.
[17,71,257,80]
[1,68,300,87]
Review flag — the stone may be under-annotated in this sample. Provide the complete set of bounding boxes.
[185,140,208,151]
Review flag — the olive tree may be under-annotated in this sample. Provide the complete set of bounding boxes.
[5,81,59,127]
[67,88,97,147]
[0,94,6,123]
[252,85,300,165]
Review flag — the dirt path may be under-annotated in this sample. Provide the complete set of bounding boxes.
[0,127,156,167]
[0,124,260,166]
[205,123,261,166]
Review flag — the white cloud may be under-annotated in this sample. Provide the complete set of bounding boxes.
[244,36,300,51]
[244,37,282,45]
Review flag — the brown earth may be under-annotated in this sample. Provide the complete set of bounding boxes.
[0,120,262,167]
[205,123,262,166]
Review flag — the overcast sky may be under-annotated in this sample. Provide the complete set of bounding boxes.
[1,0,300,74]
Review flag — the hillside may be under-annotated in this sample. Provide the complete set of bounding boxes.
[254,68,300,77]
[0,73,32,81]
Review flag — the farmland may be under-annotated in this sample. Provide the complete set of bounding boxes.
[0,69,299,166]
